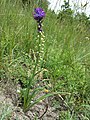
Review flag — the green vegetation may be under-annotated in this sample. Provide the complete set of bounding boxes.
[0,0,90,119]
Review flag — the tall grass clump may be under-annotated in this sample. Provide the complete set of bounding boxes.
[0,0,90,119]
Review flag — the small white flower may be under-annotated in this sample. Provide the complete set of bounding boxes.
[41,37,44,40]
[85,37,89,40]
[37,51,39,54]
[42,40,45,43]
[17,89,20,93]
[31,101,34,103]
[41,47,44,50]
[41,32,45,37]
[41,44,44,46]
[41,50,44,53]
[39,44,41,47]
[37,35,40,38]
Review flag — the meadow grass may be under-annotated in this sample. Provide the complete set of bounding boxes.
[0,0,90,119]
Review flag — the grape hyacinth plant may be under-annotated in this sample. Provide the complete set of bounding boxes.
[21,8,46,112]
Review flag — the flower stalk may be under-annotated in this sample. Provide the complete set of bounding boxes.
[33,8,46,66]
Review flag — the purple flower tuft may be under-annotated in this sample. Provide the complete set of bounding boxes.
[33,8,45,21]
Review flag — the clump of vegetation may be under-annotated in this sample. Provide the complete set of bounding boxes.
[0,0,90,119]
